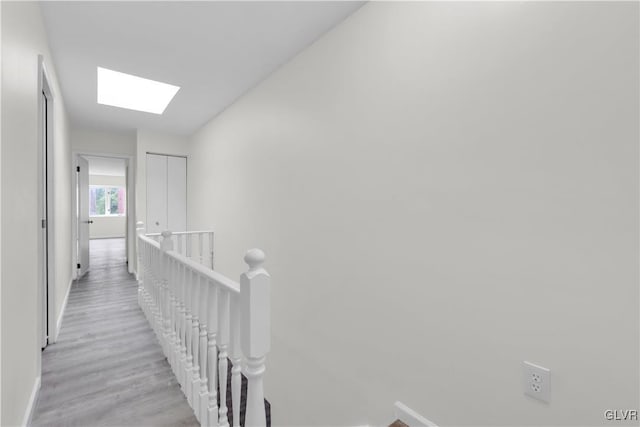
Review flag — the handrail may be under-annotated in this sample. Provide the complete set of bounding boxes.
[165,248,240,294]
[146,230,213,236]
[138,232,161,247]
[143,228,215,270]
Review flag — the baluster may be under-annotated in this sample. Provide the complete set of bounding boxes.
[198,233,204,266]
[185,267,194,405]
[174,259,182,377]
[177,233,183,255]
[136,221,144,284]
[151,246,156,332]
[156,246,163,342]
[143,242,149,319]
[152,245,158,328]
[182,234,187,258]
[146,244,152,325]
[230,293,242,427]
[158,247,165,353]
[241,249,270,427]
[148,243,153,321]
[179,262,188,389]
[168,257,177,373]
[152,246,159,337]
[207,285,219,427]
[165,254,174,363]
[209,232,214,269]
[186,234,192,261]
[143,241,148,318]
[138,240,144,309]
[155,246,162,339]
[218,290,230,427]
[191,273,202,417]
[172,259,180,376]
[161,231,174,358]
[198,278,210,426]
[147,244,153,323]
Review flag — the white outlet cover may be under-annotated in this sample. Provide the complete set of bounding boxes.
[523,361,551,403]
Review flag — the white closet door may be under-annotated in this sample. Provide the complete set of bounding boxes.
[167,156,187,231]
[146,154,168,233]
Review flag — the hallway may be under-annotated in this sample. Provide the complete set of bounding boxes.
[1,2,637,426]
[32,239,198,426]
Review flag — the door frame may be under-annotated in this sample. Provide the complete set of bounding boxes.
[71,152,136,280]
[38,56,56,346]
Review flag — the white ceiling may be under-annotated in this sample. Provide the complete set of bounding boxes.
[41,1,364,135]
[84,156,126,176]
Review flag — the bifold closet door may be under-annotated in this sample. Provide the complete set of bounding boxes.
[146,153,187,234]
[167,156,186,231]
[146,154,168,234]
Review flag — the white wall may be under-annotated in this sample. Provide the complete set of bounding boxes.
[1,2,72,425]
[89,174,126,239]
[71,127,135,156]
[51,76,72,348]
[187,2,639,426]
[135,129,188,232]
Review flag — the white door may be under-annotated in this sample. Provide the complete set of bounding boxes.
[40,90,49,348]
[77,156,90,277]
[146,153,168,233]
[167,156,187,231]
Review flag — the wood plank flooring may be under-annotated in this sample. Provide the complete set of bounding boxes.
[32,238,198,427]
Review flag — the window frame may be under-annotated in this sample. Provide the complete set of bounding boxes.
[89,185,126,217]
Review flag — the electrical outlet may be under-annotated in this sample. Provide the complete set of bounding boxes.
[523,361,550,403]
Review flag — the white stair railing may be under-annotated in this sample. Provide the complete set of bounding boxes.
[137,230,270,427]
[146,230,215,269]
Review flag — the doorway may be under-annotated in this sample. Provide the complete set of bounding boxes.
[38,58,55,348]
[74,155,131,276]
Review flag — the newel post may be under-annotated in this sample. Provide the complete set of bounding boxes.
[241,249,270,427]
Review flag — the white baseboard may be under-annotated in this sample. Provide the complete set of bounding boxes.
[54,279,72,342]
[394,402,438,427]
[90,235,125,239]
[22,376,41,427]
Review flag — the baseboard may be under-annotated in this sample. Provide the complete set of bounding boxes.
[90,236,125,239]
[394,402,438,427]
[54,279,72,342]
[22,376,41,427]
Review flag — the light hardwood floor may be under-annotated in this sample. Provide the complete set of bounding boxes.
[32,238,198,427]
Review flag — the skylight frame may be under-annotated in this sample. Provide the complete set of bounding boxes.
[97,67,180,115]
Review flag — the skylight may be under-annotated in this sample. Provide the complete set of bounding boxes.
[97,67,180,114]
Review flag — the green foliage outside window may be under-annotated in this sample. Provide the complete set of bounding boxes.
[90,185,126,216]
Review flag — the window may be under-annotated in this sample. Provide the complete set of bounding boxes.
[89,186,126,216]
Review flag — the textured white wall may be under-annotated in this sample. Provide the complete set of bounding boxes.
[1,2,72,425]
[89,175,126,239]
[187,2,639,426]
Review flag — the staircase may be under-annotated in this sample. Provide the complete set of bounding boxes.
[137,228,271,427]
